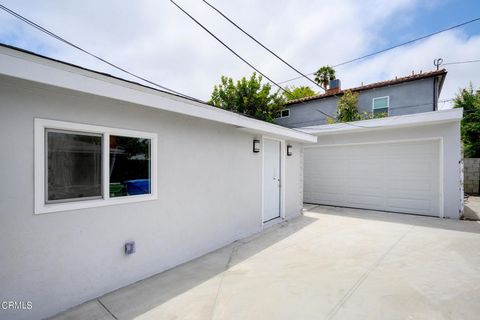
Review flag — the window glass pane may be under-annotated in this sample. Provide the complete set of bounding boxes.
[47,131,102,202]
[373,97,388,109]
[373,107,388,115]
[110,136,151,197]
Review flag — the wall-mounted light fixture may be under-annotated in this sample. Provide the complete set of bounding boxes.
[287,145,293,156]
[253,139,260,153]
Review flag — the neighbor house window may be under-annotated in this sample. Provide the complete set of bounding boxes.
[35,119,157,214]
[372,96,389,116]
[278,109,290,118]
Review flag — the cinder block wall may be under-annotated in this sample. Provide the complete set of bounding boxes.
[464,158,480,195]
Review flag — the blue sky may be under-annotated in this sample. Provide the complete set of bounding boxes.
[375,0,480,47]
[0,0,479,105]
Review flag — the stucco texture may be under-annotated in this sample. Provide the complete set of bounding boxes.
[0,75,303,320]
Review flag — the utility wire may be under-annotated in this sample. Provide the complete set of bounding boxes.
[201,0,324,90]
[171,2,469,129]
[0,3,203,102]
[169,0,284,92]
[1,1,369,128]
[278,16,480,84]
[170,0,376,129]
[443,58,480,66]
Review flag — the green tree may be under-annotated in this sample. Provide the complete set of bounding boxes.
[335,90,361,122]
[314,65,336,89]
[283,86,318,101]
[209,72,284,122]
[454,84,480,157]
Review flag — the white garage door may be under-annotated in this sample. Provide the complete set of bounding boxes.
[304,140,441,216]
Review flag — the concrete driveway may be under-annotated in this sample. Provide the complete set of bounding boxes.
[52,205,480,320]
[464,196,480,220]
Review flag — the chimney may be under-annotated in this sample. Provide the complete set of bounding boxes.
[326,79,341,94]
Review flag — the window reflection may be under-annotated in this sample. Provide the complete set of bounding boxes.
[47,130,102,202]
[109,136,151,197]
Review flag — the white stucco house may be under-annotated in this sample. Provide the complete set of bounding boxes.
[0,43,463,320]
[0,45,316,320]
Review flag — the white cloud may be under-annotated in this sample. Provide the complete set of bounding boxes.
[0,0,479,104]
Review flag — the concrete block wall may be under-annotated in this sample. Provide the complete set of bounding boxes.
[464,158,480,195]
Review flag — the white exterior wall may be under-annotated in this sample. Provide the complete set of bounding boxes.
[284,143,304,220]
[0,76,303,320]
[308,122,462,219]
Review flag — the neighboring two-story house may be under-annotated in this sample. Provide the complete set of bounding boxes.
[275,69,447,128]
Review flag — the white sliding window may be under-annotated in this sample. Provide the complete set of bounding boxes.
[35,119,157,214]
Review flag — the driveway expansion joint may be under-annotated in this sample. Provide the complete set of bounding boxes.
[210,240,244,320]
[97,298,118,320]
[324,225,416,320]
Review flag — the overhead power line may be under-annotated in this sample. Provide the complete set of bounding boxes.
[443,58,480,66]
[278,16,480,84]
[169,0,376,129]
[169,0,284,91]
[201,0,324,90]
[0,3,202,102]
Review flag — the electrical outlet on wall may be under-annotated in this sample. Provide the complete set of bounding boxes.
[124,241,136,255]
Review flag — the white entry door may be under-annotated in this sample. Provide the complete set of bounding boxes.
[304,140,441,216]
[263,139,281,222]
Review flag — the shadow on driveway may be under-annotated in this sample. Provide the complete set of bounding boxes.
[52,215,318,320]
[305,203,480,234]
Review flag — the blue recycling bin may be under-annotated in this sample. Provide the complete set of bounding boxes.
[125,179,150,195]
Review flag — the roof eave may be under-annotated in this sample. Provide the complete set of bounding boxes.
[0,45,316,143]
[297,108,462,136]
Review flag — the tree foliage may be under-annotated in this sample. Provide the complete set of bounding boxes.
[209,72,284,122]
[314,65,336,89]
[326,90,387,124]
[454,84,480,157]
[283,86,318,101]
[336,90,361,122]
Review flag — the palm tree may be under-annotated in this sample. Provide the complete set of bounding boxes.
[314,66,336,90]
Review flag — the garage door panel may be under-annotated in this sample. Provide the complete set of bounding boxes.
[387,198,434,214]
[348,180,383,190]
[388,181,433,192]
[304,140,440,216]
[346,194,385,206]
[390,160,431,173]
[305,191,345,204]
[305,193,384,209]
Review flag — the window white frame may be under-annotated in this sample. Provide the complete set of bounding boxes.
[278,109,290,119]
[34,118,158,214]
[372,96,389,115]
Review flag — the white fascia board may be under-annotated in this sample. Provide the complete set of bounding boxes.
[298,108,463,136]
[0,47,316,143]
